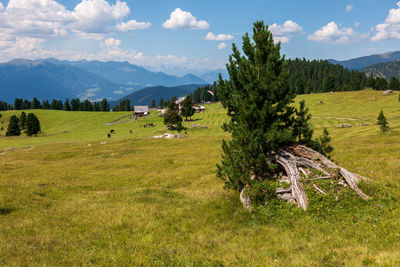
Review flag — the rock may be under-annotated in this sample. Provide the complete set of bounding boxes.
[383,90,393,95]
[338,124,352,128]
[151,133,181,139]
[359,123,369,126]
[190,123,207,129]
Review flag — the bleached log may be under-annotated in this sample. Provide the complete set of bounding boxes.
[276,151,308,210]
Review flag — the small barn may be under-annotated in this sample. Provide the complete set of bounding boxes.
[133,106,149,117]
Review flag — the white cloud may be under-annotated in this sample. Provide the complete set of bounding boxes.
[113,90,125,94]
[371,2,400,41]
[308,21,363,43]
[355,22,360,27]
[114,20,151,32]
[162,8,209,30]
[205,32,233,41]
[346,5,353,12]
[217,43,227,50]
[269,20,302,44]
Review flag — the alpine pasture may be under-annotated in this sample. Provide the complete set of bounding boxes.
[1,89,400,266]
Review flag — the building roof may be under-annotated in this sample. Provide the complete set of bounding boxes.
[134,106,149,113]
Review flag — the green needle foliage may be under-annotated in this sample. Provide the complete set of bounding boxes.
[377,110,389,132]
[217,21,296,191]
[316,128,334,157]
[26,113,41,136]
[19,111,27,130]
[294,100,313,144]
[163,96,183,132]
[181,95,195,121]
[6,115,21,136]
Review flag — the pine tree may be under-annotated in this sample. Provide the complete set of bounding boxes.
[389,76,400,91]
[163,96,183,131]
[217,21,296,191]
[64,99,71,111]
[26,113,41,136]
[159,98,165,108]
[6,115,21,136]
[181,95,195,121]
[151,99,156,108]
[31,97,41,109]
[293,100,313,144]
[100,99,109,111]
[317,128,333,157]
[377,110,389,132]
[19,111,27,130]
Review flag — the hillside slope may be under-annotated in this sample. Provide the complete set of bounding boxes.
[328,51,400,70]
[362,60,400,79]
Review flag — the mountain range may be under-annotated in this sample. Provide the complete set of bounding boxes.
[110,84,206,108]
[362,60,400,79]
[0,58,208,102]
[328,51,400,70]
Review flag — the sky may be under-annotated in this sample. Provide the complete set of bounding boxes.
[0,0,400,75]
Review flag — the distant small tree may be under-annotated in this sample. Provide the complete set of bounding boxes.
[377,110,389,132]
[163,96,183,131]
[6,115,21,136]
[366,76,376,89]
[180,95,195,121]
[31,97,41,109]
[100,99,109,111]
[151,99,156,108]
[293,100,313,144]
[26,113,41,136]
[376,78,388,91]
[64,99,71,111]
[19,111,27,130]
[316,128,333,157]
[389,76,400,91]
[159,98,165,108]
[323,75,335,91]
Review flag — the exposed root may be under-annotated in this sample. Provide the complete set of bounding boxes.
[273,145,371,210]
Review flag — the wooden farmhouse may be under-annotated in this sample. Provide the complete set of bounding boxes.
[133,106,149,117]
[175,96,205,113]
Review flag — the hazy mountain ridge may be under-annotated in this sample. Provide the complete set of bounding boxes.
[328,51,400,70]
[111,84,207,107]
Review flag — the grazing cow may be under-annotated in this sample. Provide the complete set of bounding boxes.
[110,129,115,134]
[107,133,111,138]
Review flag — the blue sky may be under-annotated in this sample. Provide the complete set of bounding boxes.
[0,0,399,74]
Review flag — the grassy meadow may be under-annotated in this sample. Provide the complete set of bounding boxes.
[1,89,400,266]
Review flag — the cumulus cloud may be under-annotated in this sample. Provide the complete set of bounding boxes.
[205,32,233,41]
[269,20,302,43]
[346,5,353,12]
[0,0,151,45]
[308,21,364,43]
[371,2,400,41]
[162,8,209,29]
[217,43,227,50]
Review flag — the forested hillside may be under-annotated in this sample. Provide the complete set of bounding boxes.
[363,60,400,80]
[286,58,367,94]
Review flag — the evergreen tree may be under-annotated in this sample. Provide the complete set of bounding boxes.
[316,128,333,157]
[377,110,389,132]
[19,111,27,130]
[389,76,400,91]
[151,99,156,108]
[366,76,376,89]
[64,99,71,111]
[41,100,50,109]
[14,98,23,110]
[376,78,388,91]
[323,75,336,91]
[6,115,21,136]
[31,97,41,109]
[163,96,183,131]
[159,98,165,108]
[71,98,80,111]
[26,113,41,136]
[23,99,31,109]
[293,100,313,144]
[100,99,109,111]
[217,21,296,191]
[181,95,195,121]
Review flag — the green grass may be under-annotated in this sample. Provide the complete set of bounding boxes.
[1,89,400,266]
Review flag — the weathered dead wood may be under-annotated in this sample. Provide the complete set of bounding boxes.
[313,184,327,195]
[276,150,308,211]
[286,145,371,200]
